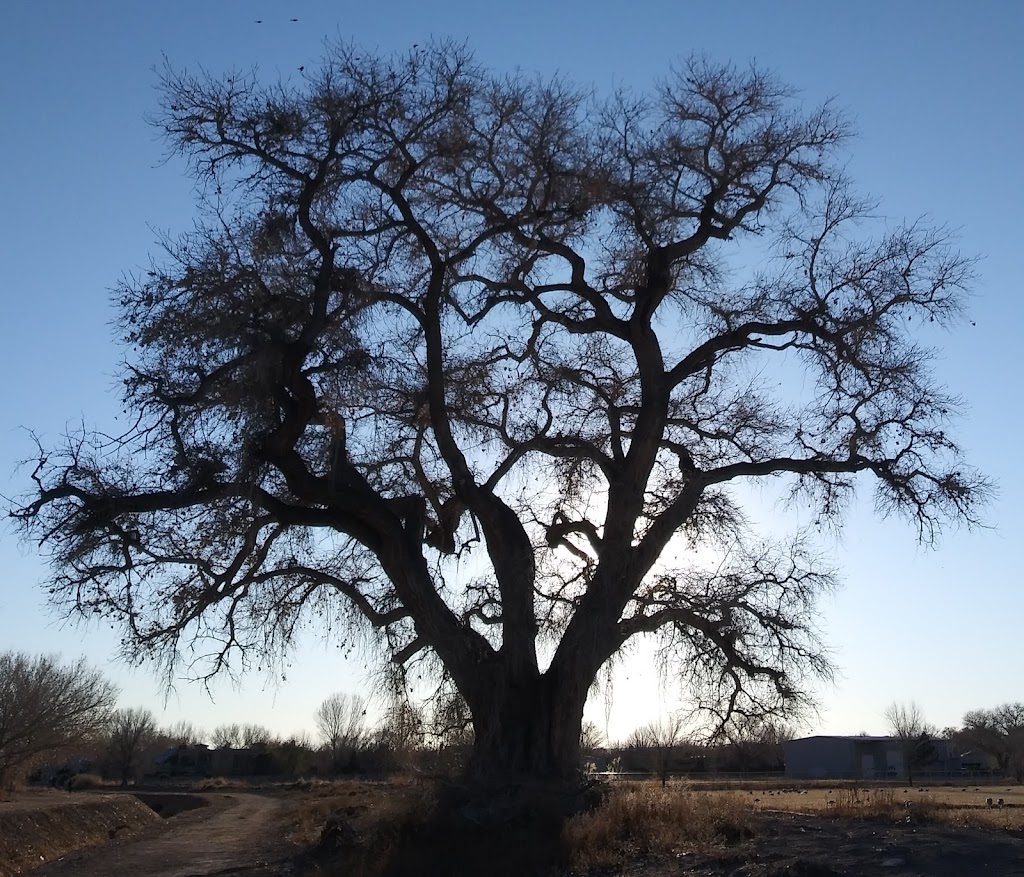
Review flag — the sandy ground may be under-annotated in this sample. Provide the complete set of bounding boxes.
[31,793,293,877]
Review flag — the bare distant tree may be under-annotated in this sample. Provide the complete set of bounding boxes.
[0,652,118,791]
[580,721,604,752]
[14,42,990,781]
[883,701,937,784]
[108,707,158,785]
[314,692,367,770]
[162,720,204,746]
[884,701,930,739]
[241,723,275,747]
[627,715,687,786]
[291,730,316,750]
[727,716,794,771]
[375,699,425,766]
[210,723,243,749]
[957,703,1024,782]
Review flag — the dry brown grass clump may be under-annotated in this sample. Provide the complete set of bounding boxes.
[283,779,412,847]
[281,777,336,794]
[564,783,755,870]
[190,776,242,791]
[288,780,442,877]
[825,785,921,818]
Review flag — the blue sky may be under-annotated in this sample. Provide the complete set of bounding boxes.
[1,0,1021,744]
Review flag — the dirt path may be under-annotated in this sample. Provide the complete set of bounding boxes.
[33,793,292,877]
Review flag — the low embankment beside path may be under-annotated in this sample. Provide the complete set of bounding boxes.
[0,791,209,876]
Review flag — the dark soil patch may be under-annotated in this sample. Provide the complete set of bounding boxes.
[288,779,617,876]
[662,811,1024,876]
[130,791,208,818]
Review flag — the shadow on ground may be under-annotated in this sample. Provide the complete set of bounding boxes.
[304,781,601,877]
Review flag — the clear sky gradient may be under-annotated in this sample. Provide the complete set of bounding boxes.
[1,1,1021,744]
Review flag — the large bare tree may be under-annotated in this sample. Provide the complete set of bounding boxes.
[13,43,988,780]
[626,715,688,786]
[314,691,367,769]
[210,723,243,749]
[162,719,205,746]
[883,700,938,784]
[0,652,118,791]
[240,723,275,747]
[107,706,157,785]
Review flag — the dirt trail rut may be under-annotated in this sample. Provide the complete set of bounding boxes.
[34,793,290,877]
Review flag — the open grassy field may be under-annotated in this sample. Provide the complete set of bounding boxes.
[687,779,1024,830]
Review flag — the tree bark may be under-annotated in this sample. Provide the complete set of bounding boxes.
[467,671,587,781]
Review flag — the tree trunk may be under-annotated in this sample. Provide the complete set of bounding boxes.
[660,748,671,787]
[467,671,586,781]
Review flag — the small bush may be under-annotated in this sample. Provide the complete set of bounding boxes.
[284,777,334,793]
[828,785,938,820]
[67,773,107,790]
[564,783,755,869]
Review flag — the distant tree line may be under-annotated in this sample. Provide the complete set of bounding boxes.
[578,714,794,782]
[22,649,1019,790]
[0,649,799,791]
[949,703,1024,782]
[882,699,1024,784]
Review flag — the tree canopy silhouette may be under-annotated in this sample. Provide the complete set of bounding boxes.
[13,42,988,779]
[0,652,118,790]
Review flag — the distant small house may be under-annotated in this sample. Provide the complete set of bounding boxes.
[151,744,213,778]
[208,744,273,777]
[784,735,961,779]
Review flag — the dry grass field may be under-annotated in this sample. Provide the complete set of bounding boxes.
[692,780,1024,830]
[275,776,1024,875]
